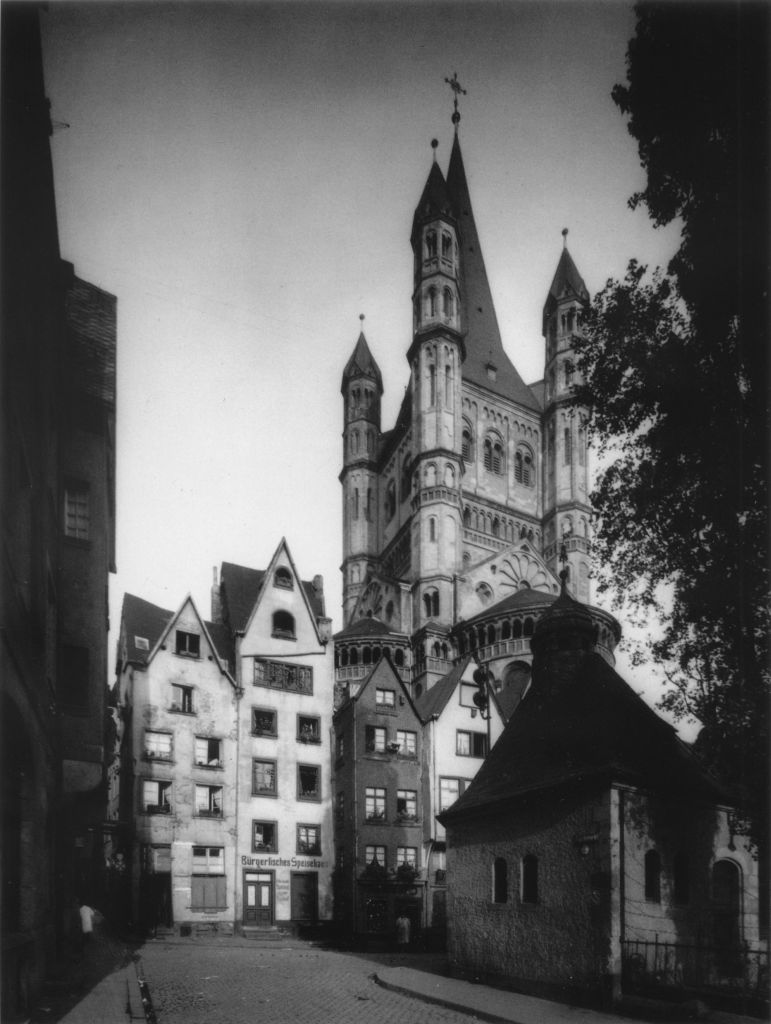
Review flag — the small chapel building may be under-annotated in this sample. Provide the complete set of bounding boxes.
[438,579,764,1008]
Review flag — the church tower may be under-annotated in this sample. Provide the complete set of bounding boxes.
[542,231,592,600]
[406,140,466,690]
[340,327,382,625]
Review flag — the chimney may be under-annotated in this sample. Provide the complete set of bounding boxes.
[210,566,222,624]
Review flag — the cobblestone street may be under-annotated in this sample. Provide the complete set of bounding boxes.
[140,941,472,1024]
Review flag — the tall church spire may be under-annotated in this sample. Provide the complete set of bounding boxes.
[445,133,539,410]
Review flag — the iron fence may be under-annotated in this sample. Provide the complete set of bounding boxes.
[622,938,768,1000]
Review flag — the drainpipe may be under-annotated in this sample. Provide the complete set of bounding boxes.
[352,706,359,940]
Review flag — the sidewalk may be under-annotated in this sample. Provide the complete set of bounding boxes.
[32,933,765,1024]
[373,961,766,1024]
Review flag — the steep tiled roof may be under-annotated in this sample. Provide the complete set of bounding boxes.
[546,246,590,305]
[205,620,234,667]
[334,616,401,640]
[220,563,266,633]
[121,594,172,666]
[121,593,232,669]
[341,332,383,393]
[459,588,557,630]
[440,652,724,823]
[411,159,454,240]
[219,561,324,633]
[445,135,540,411]
[65,274,117,407]
[414,657,471,722]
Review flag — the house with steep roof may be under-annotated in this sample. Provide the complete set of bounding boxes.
[111,539,335,936]
[439,582,764,1009]
[112,593,238,934]
[332,657,424,943]
[218,539,334,932]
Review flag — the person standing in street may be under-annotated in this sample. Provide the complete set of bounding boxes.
[395,911,411,951]
[78,899,96,952]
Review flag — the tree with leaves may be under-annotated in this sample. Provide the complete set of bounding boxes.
[574,2,769,848]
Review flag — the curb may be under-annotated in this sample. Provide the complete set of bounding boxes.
[372,971,525,1024]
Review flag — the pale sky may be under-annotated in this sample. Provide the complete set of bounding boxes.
[40,1,688,730]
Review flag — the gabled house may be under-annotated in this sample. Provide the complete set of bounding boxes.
[332,657,424,943]
[439,582,764,1009]
[415,656,506,940]
[112,593,238,935]
[217,538,335,932]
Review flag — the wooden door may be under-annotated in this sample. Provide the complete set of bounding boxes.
[290,872,317,923]
[243,871,273,925]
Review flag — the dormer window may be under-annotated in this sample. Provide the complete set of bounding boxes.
[425,229,437,259]
[175,630,200,658]
[272,610,296,640]
[274,566,293,590]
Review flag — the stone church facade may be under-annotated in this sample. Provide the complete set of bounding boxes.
[337,116,614,705]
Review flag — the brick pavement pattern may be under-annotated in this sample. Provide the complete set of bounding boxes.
[140,941,472,1024]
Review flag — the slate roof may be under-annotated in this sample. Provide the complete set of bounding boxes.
[414,656,471,721]
[220,563,266,633]
[542,245,590,333]
[65,274,117,407]
[341,331,383,394]
[439,652,725,824]
[120,593,231,668]
[445,135,541,411]
[458,588,557,630]
[334,615,404,641]
[219,561,325,633]
[121,594,172,667]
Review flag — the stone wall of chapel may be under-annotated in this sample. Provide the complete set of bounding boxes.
[446,787,613,998]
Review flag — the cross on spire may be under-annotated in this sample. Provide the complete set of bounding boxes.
[445,72,467,128]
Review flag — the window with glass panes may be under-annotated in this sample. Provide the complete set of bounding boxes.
[297,824,321,855]
[396,789,417,819]
[252,759,277,796]
[375,688,395,708]
[456,730,488,757]
[252,821,277,852]
[365,845,386,867]
[144,731,172,760]
[366,725,386,752]
[194,736,221,766]
[439,777,471,811]
[297,764,320,800]
[396,729,417,756]
[195,785,222,816]
[396,847,417,868]
[365,787,386,820]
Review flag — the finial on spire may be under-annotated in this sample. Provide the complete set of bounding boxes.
[359,313,365,323]
[562,227,568,249]
[445,72,466,129]
[431,138,438,162]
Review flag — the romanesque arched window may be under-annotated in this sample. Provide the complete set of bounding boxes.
[385,479,396,521]
[493,858,508,903]
[484,436,504,475]
[521,855,538,903]
[515,445,534,486]
[443,288,454,318]
[463,507,471,529]
[461,422,473,460]
[441,231,452,259]
[425,229,437,259]
[564,426,572,465]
